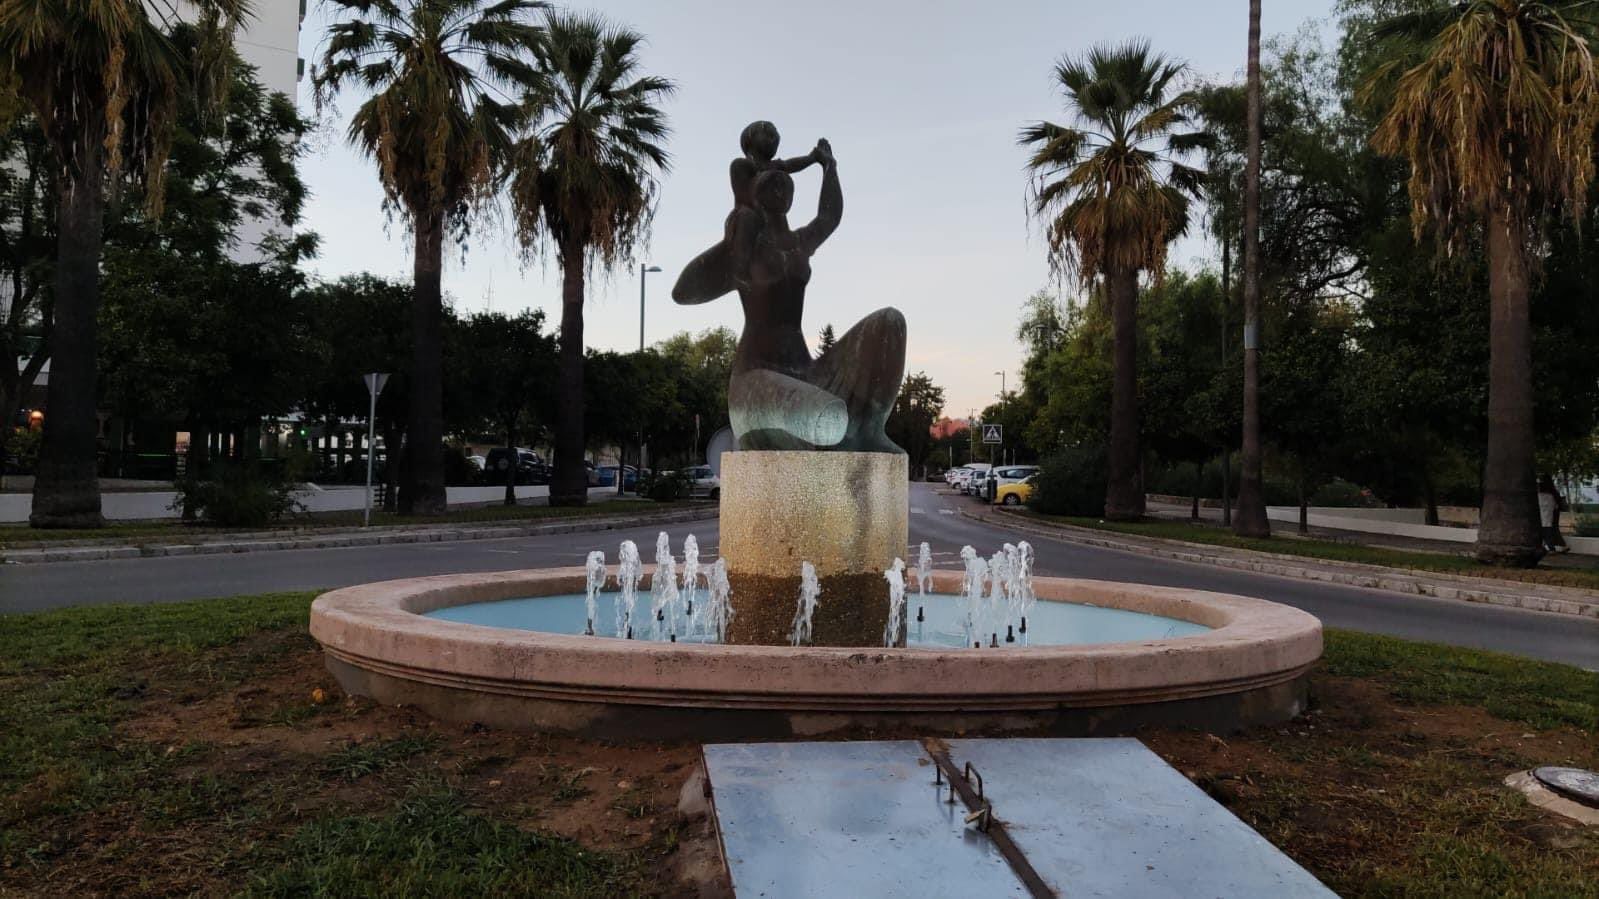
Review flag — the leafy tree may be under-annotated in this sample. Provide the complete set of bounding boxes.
[1368,0,1599,566]
[507,10,673,506]
[887,373,945,477]
[450,310,556,504]
[0,0,250,527]
[0,113,51,462]
[314,0,542,516]
[99,254,312,471]
[818,324,836,353]
[1020,40,1206,520]
[303,275,413,509]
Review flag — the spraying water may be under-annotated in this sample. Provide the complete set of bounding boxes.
[705,558,734,643]
[916,542,933,597]
[790,562,822,647]
[883,558,907,647]
[1015,541,1036,634]
[959,546,988,647]
[651,532,680,640]
[681,535,701,631]
[986,550,1011,643]
[616,540,642,638]
[583,551,606,636]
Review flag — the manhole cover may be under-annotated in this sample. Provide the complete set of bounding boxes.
[1533,767,1599,808]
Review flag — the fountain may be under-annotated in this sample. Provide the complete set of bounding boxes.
[583,551,605,636]
[789,562,822,646]
[616,540,642,640]
[309,124,1323,740]
[883,558,907,648]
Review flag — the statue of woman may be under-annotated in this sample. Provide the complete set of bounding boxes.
[674,124,906,454]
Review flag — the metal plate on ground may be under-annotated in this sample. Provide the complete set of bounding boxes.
[1534,767,1599,808]
[702,741,1027,898]
[946,738,1335,897]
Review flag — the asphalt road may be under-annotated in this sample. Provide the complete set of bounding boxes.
[4,483,1596,669]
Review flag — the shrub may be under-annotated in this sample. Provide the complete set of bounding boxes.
[1575,514,1599,538]
[1028,445,1106,517]
[444,446,481,486]
[171,462,302,527]
[3,427,41,474]
[646,470,688,502]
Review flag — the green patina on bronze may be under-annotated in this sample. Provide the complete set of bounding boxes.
[673,123,907,454]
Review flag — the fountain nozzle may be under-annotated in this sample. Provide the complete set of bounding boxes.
[626,626,633,640]
[670,633,677,643]
[1005,625,1015,643]
[1019,616,1028,634]
[990,633,999,648]
[916,606,925,623]
[584,618,594,637]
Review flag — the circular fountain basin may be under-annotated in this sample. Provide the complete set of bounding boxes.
[425,591,1211,648]
[311,568,1323,741]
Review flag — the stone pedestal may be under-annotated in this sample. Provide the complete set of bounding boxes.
[719,451,908,646]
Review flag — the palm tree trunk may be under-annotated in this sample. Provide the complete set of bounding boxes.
[30,145,106,528]
[403,209,448,516]
[1234,0,1272,539]
[1104,265,1143,521]
[1220,220,1233,527]
[1475,204,1543,567]
[552,243,589,506]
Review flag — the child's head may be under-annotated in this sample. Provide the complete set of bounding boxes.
[739,121,781,161]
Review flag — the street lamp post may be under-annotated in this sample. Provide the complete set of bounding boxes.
[993,371,1006,466]
[630,264,662,496]
[639,263,662,352]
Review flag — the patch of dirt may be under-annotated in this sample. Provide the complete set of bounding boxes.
[8,637,1597,897]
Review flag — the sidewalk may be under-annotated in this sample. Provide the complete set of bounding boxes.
[1,504,718,565]
[1145,500,1599,572]
[966,506,1599,620]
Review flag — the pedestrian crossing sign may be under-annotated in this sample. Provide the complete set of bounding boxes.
[982,424,1003,444]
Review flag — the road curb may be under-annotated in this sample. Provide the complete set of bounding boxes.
[2,507,719,565]
[962,508,1599,620]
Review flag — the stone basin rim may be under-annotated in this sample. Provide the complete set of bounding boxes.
[310,568,1323,708]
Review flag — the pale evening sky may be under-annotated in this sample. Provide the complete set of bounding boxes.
[295,0,1338,420]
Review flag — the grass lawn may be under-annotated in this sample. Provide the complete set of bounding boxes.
[0,499,693,548]
[3,594,1596,896]
[1022,511,1599,592]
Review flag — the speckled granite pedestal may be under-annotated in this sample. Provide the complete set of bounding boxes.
[719,451,908,646]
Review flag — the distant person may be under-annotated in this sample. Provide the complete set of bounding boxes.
[1538,474,1570,554]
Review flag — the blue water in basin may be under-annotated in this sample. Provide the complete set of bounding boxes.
[424,591,1209,649]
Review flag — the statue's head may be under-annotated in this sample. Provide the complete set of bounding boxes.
[754,170,795,214]
[740,121,781,162]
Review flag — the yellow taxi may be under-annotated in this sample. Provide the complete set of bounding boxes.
[994,476,1035,507]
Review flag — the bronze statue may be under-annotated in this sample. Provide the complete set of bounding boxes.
[674,122,906,454]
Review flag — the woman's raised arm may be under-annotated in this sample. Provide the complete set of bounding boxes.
[797,142,842,255]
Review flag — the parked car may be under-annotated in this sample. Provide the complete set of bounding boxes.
[681,464,720,499]
[995,475,1035,506]
[988,465,1040,501]
[484,448,549,485]
[468,454,487,471]
[951,468,976,491]
[596,464,640,490]
[965,463,991,499]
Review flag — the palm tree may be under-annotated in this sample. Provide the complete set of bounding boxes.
[314,0,542,516]
[1370,1,1599,567]
[1020,40,1206,521]
[507,10,673,507]
[1234,0,1272,538]
[0,0,249,528]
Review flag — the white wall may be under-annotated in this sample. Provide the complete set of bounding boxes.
[0,485,615,524]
